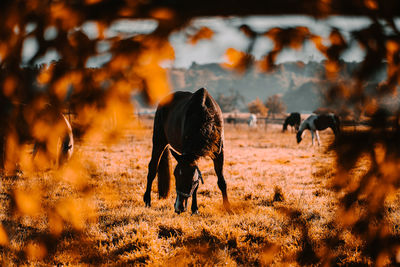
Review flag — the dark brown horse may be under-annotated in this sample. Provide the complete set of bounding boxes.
[282,112,301,132]
[143,88,231,214]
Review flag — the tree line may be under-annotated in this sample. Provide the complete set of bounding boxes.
[216,88,288,118]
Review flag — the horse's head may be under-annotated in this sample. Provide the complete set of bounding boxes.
[282,123,287,132]
[296,131,303,143]
[171,150,203,214]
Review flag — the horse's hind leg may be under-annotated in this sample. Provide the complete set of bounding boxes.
[213,149,232,213]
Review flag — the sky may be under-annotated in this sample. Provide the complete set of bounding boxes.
[169,16,371,67]
[21,15,400,68]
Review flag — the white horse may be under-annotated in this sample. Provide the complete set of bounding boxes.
[296,113,340,146]
[248,114,257,127]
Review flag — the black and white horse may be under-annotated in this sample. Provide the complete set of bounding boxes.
[296,113,340,146]
[282,112,301,132]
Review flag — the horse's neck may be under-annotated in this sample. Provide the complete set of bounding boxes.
[299,120,309,133]
[283,118,289,126]
[329,121,338,135]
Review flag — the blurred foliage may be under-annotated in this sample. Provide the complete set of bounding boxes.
[0,0,400,265]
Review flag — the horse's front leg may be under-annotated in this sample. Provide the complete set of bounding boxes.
[143,144,165,207]
[315,130,321,146]
[213,149,232,213]
[310,130,315,146]
[191,187,199,214]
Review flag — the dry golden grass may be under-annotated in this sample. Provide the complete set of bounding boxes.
[1,119,399,266]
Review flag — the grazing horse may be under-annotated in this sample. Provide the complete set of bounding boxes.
[226,115,237,125]
[296,113,340,146]
[0,104,74,171]
[31,106,74,168]
[248,113,257,127]
[282,112,301,132]
[143,88,231,214]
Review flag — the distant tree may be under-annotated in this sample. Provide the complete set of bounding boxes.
[265,94,286,118]
[216,93,230,112]
[215,88,245,112]
[248,98,269,116]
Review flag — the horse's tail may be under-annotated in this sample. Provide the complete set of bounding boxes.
[158,147,172,198]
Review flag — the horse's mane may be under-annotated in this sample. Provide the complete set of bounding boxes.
[185,90,222,161]
[197,105,222,157]
[299,115,312,132]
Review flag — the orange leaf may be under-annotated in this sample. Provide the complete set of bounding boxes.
[188,27,214,44]
[85,0,102,4]
[150,8,175,20]
[0,225,9,246]
[364,0,378,10]
[14,189,42,216]
[222,48,246,70]
[3,76,17,97]
[25,242,47,261]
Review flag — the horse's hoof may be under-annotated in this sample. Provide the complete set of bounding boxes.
[224,203,233,214]
[144,200,151,207]
[143,194,151,207]
[191,210,199,215]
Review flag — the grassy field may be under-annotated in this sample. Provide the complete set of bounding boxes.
[0,118,398,266]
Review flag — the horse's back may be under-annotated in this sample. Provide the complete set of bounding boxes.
[153,88,223,156]
[292,112,301,122]
[155,88,222,127]
[314,113,339,131]
[156,91,192,112]
[286,112,301,125]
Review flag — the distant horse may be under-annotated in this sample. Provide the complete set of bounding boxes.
[282,112,301,132]
[31,106,74,168]
[226,115,237,125]
[248,114,257,127]
[143,88,231,214]
[296,113,340,146]
[0,104,74,171]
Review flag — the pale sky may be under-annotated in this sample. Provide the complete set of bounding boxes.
[170,16,371,67]
[20,15,400,68]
